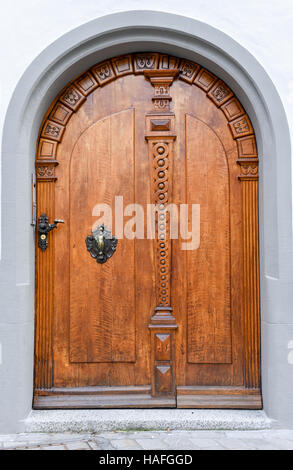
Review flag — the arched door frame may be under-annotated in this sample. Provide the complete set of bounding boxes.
[1,10,293,430]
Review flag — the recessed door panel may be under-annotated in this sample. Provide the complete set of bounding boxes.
[69,109,136,363]
[185,114,231,364]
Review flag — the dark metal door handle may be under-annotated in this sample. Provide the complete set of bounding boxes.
[37,213,64,251]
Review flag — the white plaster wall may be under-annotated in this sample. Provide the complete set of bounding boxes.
[0,3,293,431]
[0,2,292,251]
[1,1,293,151]
[0,1,293,156]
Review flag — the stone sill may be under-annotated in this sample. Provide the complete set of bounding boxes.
[24,409,272,433]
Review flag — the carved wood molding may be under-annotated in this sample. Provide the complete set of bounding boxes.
[147,136,177,396]
[36,53,259,182]
[237,158,259,180]
[144,69,179,112]
[146,137,177,324]
[240,177,260,388]
[144,70,178,327]
[36,159,58,182]
[144,70,178,397]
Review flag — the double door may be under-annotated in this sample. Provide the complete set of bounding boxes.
[34,54,261,409]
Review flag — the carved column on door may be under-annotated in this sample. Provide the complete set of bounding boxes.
[237,156,260,389]
[145,69,179,397]
[35,140,59,390]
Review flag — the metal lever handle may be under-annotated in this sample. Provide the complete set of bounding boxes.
[37,213,64,251]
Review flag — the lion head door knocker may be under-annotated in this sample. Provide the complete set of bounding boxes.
[85,224,118,264]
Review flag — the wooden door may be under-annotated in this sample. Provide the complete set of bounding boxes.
[34,53,261,409]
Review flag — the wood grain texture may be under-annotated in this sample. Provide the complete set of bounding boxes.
[34,182,55,389]
[36,385,151,395]
[50,75,154,392]
[34,52,255,163]
[34,53,261,408]
[144,71,178,398]
[34,394,176,409]
[241,177,260,389]
[185,114,231,364]
[171,79,245,391]
[177,395,261,409]
[177,386,261,409]
[69,109,135,363]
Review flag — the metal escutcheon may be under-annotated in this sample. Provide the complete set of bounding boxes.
[37,213,64,251]
[85,224,118,264]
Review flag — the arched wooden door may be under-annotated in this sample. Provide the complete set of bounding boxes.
[34,53,261,408]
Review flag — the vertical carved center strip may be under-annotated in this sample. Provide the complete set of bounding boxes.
[153,142,171,307]
[144,68,178,398]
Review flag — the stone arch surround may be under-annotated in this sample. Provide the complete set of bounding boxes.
[1,11,293,431]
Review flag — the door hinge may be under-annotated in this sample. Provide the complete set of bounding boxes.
[31,173,36,227]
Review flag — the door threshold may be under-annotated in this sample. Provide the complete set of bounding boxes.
[33,393,176,409]
[25,409,272,433]
[176,386,262,409]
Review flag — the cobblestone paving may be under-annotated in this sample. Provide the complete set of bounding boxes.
[1,429,293,450]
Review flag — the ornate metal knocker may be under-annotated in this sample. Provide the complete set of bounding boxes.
[85,224,118,264]
[37,213,64,251]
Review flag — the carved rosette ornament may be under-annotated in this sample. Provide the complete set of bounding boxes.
[36,159,58,182]
[237,158,259,180]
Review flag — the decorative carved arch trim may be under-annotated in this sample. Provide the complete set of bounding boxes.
[36,53,258,181]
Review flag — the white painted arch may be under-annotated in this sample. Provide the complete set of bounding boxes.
[1,11,293,431]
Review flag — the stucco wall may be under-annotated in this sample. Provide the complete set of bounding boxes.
[1,0,293,194]
[1,3,293,432]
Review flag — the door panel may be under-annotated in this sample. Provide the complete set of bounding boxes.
[185,115,231,364]
[51,75,154,393]
[171,80,244,394]
[69,109,135,363]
